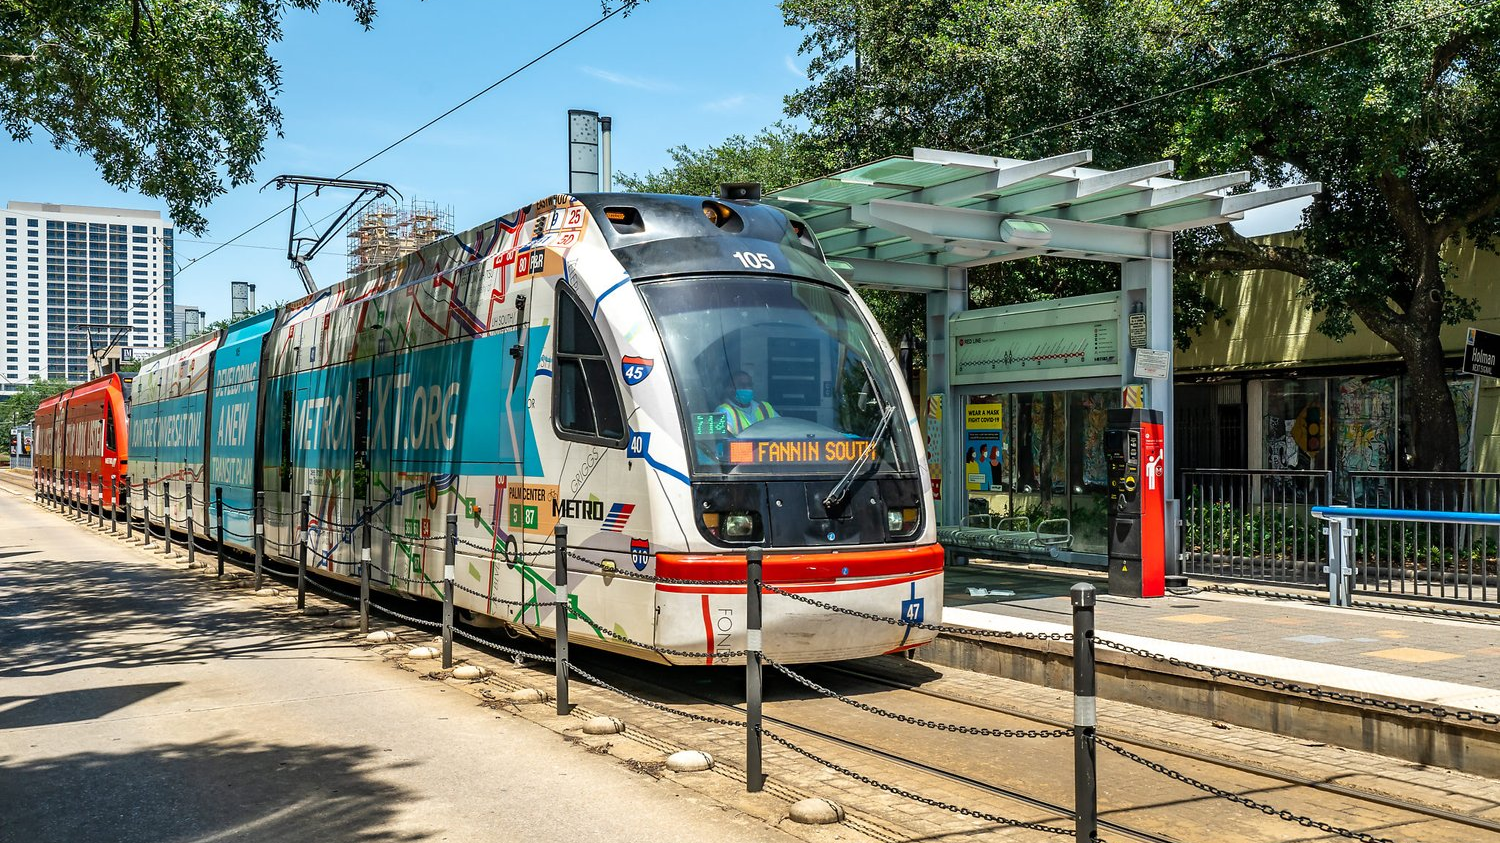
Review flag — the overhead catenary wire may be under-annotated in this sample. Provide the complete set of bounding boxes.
[139,0,639,312]
[969,0,1500,156]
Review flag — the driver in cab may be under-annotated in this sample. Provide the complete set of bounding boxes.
[717,370,777,435]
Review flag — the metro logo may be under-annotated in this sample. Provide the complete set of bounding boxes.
[602,503,635,532]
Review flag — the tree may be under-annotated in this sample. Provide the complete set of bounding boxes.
[775,0,1500,472]
[0,1,376,233]
[0,378,70,435]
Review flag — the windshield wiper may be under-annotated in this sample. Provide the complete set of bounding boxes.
[822,401,897,515]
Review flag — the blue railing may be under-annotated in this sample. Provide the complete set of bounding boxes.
[1313,505,1500,607]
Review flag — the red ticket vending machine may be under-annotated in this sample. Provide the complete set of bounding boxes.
[1104,408,1165,598]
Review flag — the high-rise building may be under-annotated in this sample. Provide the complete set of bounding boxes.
[1,201,174,398]
[230,281,256,321]
[173,304,206,342]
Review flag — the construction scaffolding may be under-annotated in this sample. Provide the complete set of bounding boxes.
[345,200,454,275]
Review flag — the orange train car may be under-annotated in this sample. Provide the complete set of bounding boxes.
[33,372,133,509]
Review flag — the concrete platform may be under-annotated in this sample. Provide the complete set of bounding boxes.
[930,562,1500,775]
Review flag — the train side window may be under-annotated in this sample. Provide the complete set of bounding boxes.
[280,390,293,492]
[105,410,116,451]
[554,289,625,446]
[353,378,369,499]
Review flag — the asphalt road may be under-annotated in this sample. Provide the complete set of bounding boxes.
[0,486,801,843]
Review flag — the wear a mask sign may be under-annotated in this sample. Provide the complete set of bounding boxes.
[964,403,1004,492]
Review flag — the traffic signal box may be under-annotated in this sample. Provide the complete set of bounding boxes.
[1105,409,1166,598]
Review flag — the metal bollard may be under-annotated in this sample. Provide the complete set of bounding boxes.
[1072,583,1098,843]
[359,505,371,635]
[554,524,569,715]
[443,513,457,669]
[163,481,174,556]
[124,481,134,540]
[253,491,265,591]
[746,545,765,794]
[142,483,152,548]
[297,492,310,610]
[85,472,93,524]
[186,483,196,566]
[215,487,225,578]
[110,477,118,533]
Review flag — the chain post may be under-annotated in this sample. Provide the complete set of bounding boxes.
[746,545,765,794]
[143,482,152,547]
[1072,583,1098,843]
[163,481,173,556]
[442,513,457,669]
[554,524,569,715]
[110,476,118,533]
[185,483,196,566]
[253,491,265,591]
[215,487,225,577]
[297,492,310,610]
[124,480,133,540]
[360,505,371,635]
[86,472,94,525]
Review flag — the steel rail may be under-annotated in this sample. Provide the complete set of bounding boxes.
[572,659,1174,843]
[821,662,1500,838]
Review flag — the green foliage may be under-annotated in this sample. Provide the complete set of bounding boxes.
[641,0,1499,470]
[0,1,377,233]
[0,378,70,434]
[617,123,839,197]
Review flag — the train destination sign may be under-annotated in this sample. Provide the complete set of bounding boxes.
[727,438,879,465]
[1463,327,1498,379]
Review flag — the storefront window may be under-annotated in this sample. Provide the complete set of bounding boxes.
[1262,379,1327,472]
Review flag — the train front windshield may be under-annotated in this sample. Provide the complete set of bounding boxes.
[639,276,915,477]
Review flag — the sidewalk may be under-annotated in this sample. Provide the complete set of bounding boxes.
[944,562,1500,713]
[0,485,805,843]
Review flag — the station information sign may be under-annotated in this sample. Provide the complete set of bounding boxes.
[1463,328,1499,379]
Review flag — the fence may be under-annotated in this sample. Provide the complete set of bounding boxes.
[1316,506,1500,606]
[43,482,1434,843]
[1178,468,1333,586]
[1180,468,1500,609]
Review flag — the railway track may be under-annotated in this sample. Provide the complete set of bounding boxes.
[60,503,1500,843]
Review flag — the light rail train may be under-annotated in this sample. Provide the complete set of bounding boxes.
[82,192,944,664]
[32,372,132,510]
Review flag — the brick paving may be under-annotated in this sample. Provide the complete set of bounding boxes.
[17,492,1500,843]
[949,562,1500,690]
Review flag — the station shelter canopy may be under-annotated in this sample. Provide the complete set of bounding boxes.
[762,147,1319,289]
[762,147,1319,544]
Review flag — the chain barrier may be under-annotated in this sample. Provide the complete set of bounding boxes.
[452,533,555,557]
[218,501,256,513]
[566,661,748,727]
[574,612,748,661]
[450,580,528,609]
[367,599,444,631]
[764,658,1071,739]
[762,584,1073,643]
[567,551,751,587]
[1093,737,1393,843]
[369,522,451,547]
[761,728,1075,837]
[451,625,558,664]
[1094,636,1500,725]
[1201,583,1500,625]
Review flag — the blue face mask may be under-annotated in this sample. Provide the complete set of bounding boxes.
[734,388,754,405]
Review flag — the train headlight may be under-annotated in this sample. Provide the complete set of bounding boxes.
[723,512,756,539]
[887,506,920,536]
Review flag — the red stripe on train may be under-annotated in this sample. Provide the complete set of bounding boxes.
[656,544,944,586]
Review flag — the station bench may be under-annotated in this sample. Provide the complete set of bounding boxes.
[937,514,1073,565]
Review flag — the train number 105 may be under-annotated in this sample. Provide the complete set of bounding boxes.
[731,251,776,270]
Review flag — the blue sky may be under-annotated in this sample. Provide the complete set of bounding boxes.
[0,0,1303,321]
